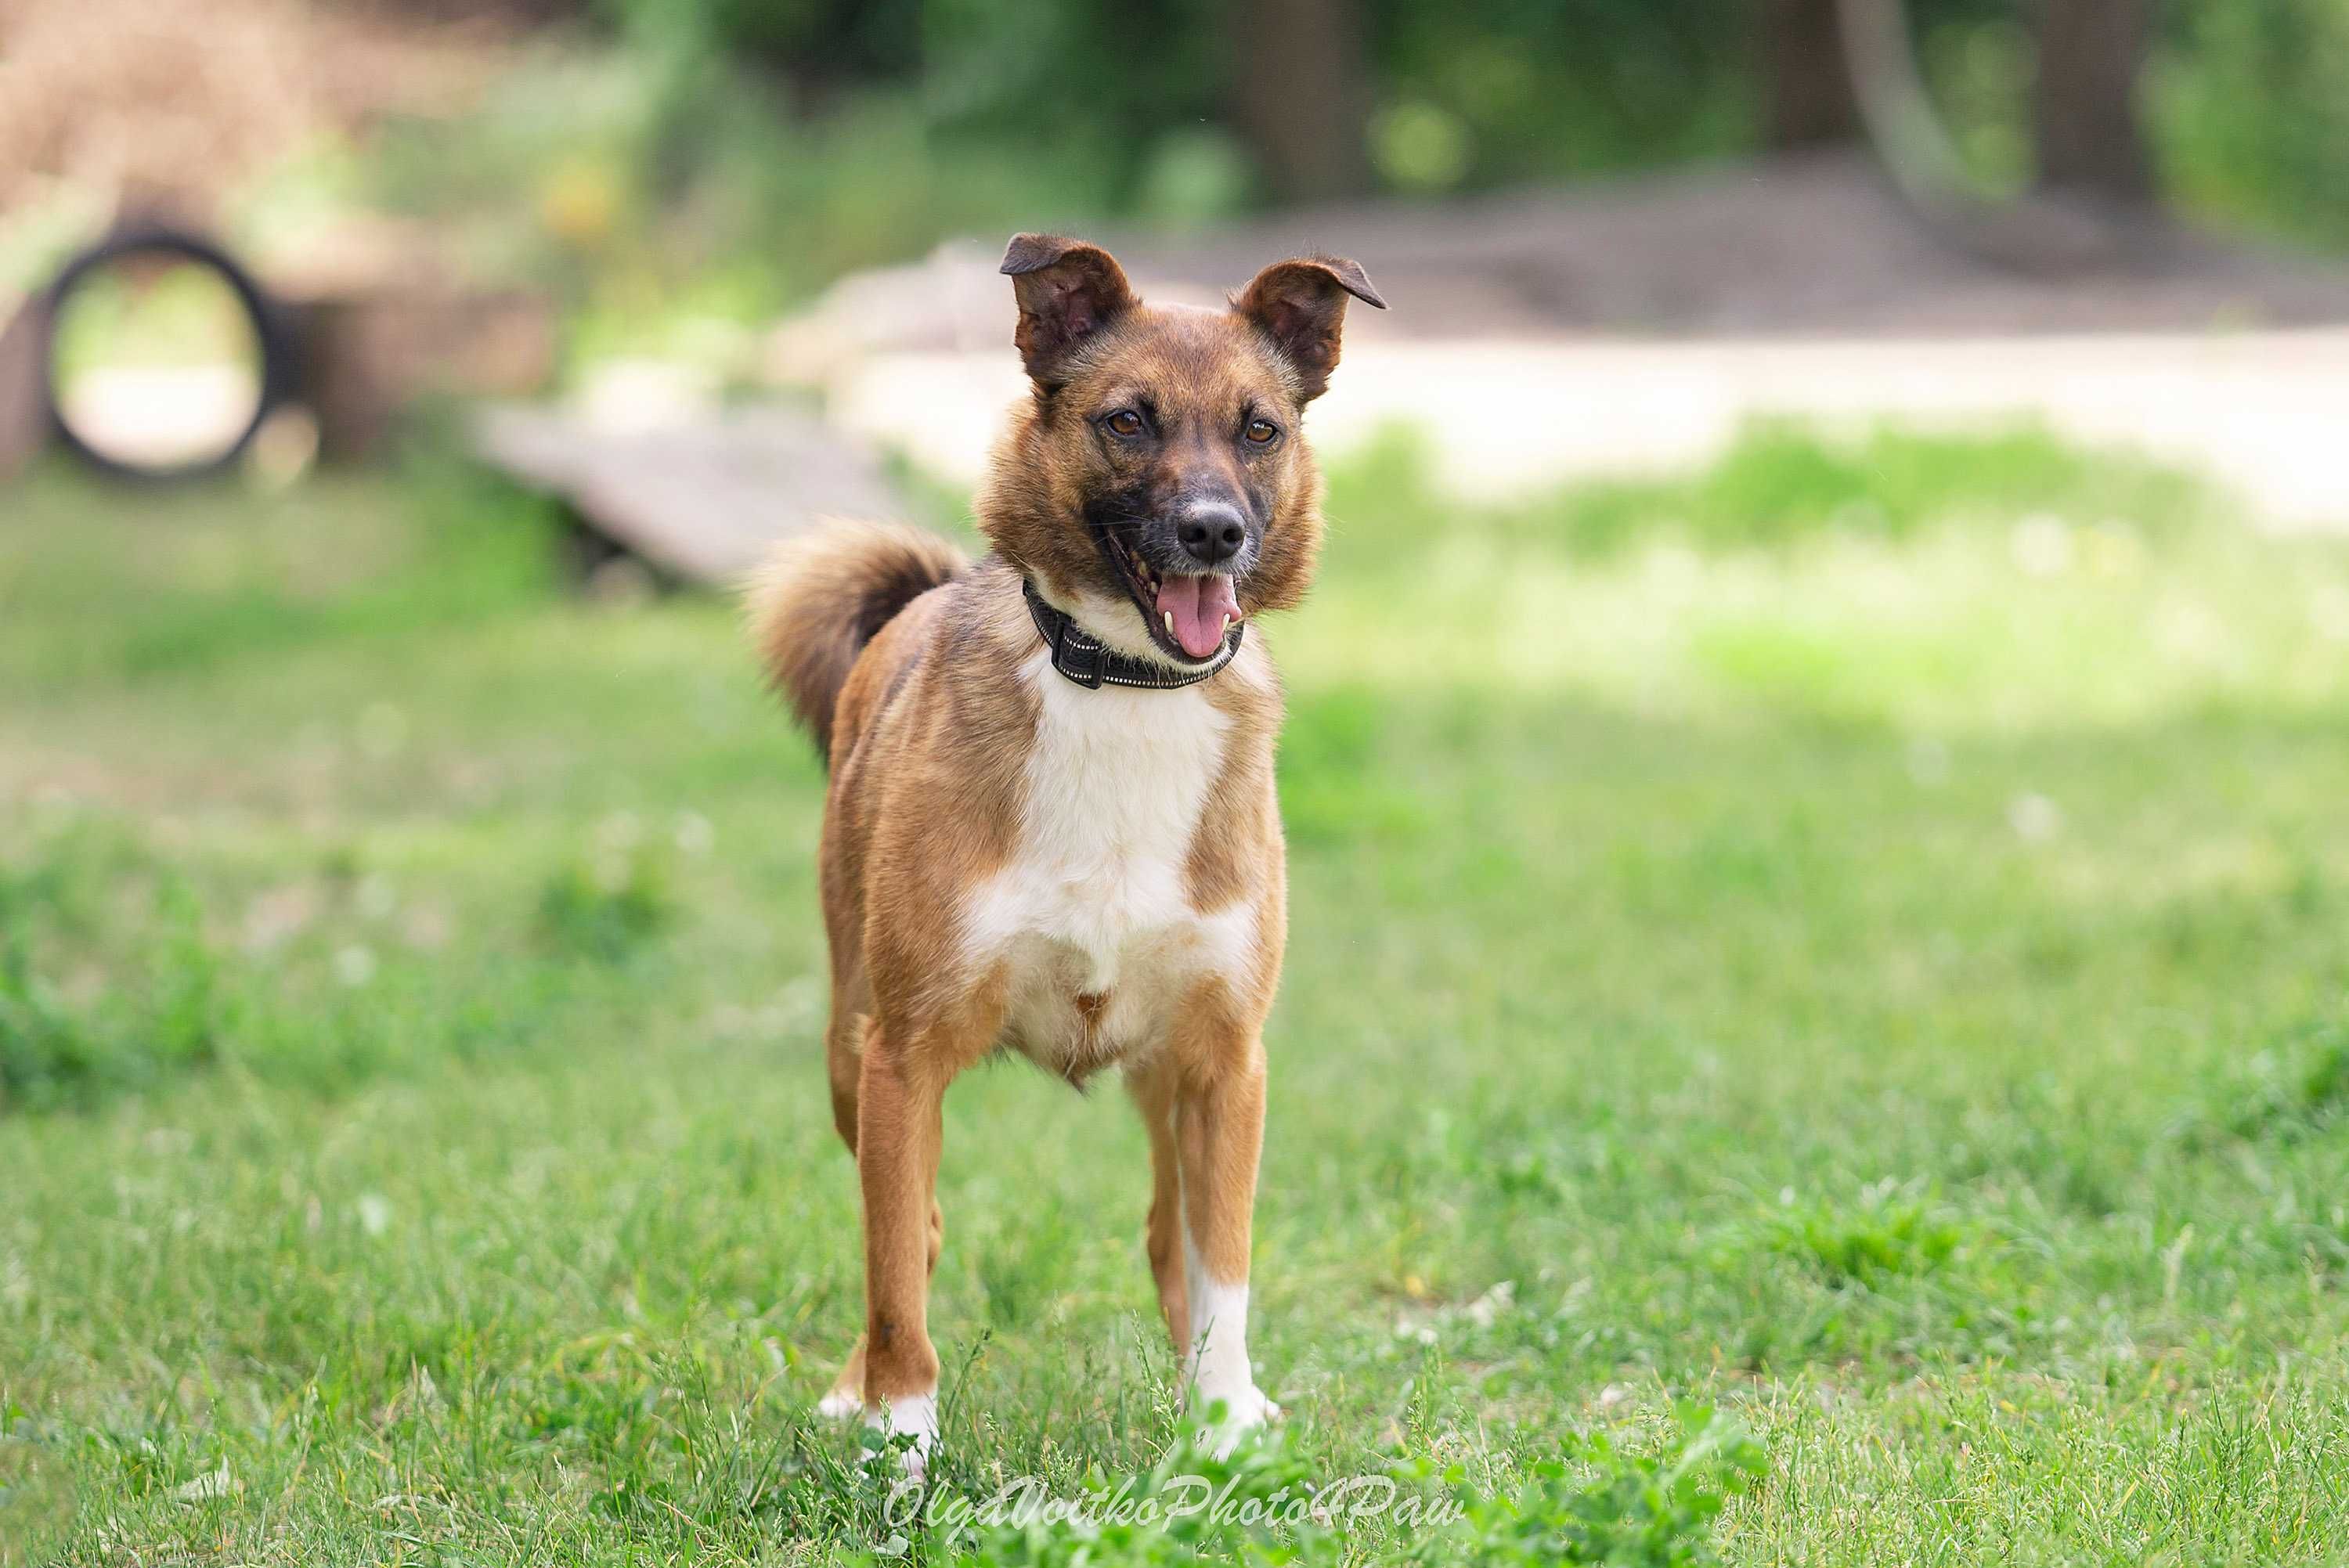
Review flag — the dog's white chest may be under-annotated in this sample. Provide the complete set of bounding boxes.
[960,654,1253,1069]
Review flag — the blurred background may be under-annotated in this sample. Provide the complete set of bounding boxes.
[5,0,2349,524]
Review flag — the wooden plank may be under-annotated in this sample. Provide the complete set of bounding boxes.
[473,402,911,586]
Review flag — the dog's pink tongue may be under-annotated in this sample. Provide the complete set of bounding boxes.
[1155,574,1239,658]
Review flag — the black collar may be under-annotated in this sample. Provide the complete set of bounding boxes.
[1022,578,1243,690]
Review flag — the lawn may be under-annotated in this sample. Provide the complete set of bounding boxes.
[5,425,2349,1565]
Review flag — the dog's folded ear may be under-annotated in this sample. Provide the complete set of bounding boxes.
[1234,257,1386,403]
[1001,234,1138,389]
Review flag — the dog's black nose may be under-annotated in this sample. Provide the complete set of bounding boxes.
[1176,502,1247,566]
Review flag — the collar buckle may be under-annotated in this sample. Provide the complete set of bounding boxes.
[1052,622,1107,689]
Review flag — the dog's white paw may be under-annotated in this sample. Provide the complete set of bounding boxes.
[816,1385,862,1423]
[1191,1382,1281,1456]
[865,1391,938,1478]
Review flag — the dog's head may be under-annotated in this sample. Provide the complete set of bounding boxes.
[978,234,1384,666]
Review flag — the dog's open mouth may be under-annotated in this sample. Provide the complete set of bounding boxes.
[1095,528,1241,662]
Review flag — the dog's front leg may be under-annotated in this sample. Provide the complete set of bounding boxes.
[1174,1046,1279,1450]
[856,1024,954,1469]
[1129,1058,1190,1354]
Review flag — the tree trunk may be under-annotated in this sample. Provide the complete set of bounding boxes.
[1228,0,1374,203]
[1837,0,2133,274]
[1761,0,1861,146]
[2033,0,2154,203]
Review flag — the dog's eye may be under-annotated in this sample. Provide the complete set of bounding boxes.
[1102,409,1145,438]
[1244,418,1279,445]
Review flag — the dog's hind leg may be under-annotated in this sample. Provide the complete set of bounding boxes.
[825,1010,870,1155]
[818,1007,873,1419]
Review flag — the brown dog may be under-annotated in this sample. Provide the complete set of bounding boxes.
[749,234,1383,1467]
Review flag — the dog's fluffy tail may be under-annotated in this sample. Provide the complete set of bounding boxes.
[745,520,968,758]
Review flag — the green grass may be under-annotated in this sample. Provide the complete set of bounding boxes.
[6,424,2349,1564]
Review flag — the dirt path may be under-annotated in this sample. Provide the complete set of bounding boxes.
[477,154,2349,577]
[828,329,2349,532]
[778,154,2349,531]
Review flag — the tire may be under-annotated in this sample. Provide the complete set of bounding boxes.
[38,226,297,483]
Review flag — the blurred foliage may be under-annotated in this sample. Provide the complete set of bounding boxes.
[255,0,2349,360]
[2157,0,2349,250]
[1370,0,1750,187]
[536,844,673,962]
[1908,0,2349,247]
[571,0,2349,227]
[313,0,1746,358]
[350,45,1117,361]
[1324,420,2211,562]
[585,0,1754,199]
[1917,3,2040,196]
[47,262,262,377]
